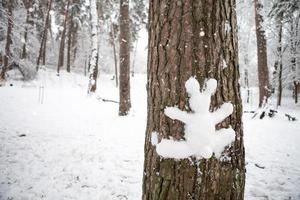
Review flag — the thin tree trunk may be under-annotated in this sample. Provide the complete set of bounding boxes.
[67,11,74,73]
[273,13,283,107]
[131,39,138,77]
[0,0,13,80]
[21,0,32,59]
[254,0,270,107]
[294,82,299,104]
[143,1,245,199]
[87,0,99,93]
[119,0,131,115]
[36,0,53,71]
[57,0,70,75]
[110,21,118,87]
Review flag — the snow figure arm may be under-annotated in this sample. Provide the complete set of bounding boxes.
[213,127,235,158]
[212,102,233,124]
[156,139,193,159]
[164,107,190,123]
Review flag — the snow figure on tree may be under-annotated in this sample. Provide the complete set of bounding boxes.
[153,77,235,159]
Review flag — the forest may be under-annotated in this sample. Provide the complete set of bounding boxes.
[0,0,299,199]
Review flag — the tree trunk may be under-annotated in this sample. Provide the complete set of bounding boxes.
[21,0,33,59]
[110,20,118,87]
[273,13,283,107]
[254,0,270,107]
[143,1,245,199]
[67,11,74,73]
[57,0,70,75]
[119,0,131,115]
[36,0,53,71]
[0,0,13,80]
[294,82,299,104]
[87,0,99,93]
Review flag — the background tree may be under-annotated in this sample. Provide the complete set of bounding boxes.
[118,0,131,115]
[57,0,70,75]
[0,0,13,80]
[87,0,99,93]
[254,0,271,107]
[143,1,245,199]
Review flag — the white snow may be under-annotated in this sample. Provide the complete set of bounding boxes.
[0,72,300,199]
[199,31,205,37]
[155,77,235,159]
[0,71,146,200]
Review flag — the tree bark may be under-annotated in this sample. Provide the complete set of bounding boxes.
[36,0,53,71]
[143,1,245,199]
[57,0,70,75]
[254,0,270,107]
[0,0,13,80]
[119,0,131,115]
[87,0,99,93]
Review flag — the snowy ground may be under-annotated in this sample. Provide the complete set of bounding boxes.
[0,71,300,200]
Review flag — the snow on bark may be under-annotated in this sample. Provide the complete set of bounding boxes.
[153,77,235,159]
[87,0,99,93]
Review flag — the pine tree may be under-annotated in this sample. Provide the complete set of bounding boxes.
[142,1,245,199]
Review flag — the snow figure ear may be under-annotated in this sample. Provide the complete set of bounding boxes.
[185,77,200,96]
[204,79,217,95]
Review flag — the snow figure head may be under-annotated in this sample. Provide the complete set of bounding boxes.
[153,77,235,160]
[185,77,217,114]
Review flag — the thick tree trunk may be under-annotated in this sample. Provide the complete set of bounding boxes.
[36,0,53,71]
[143,1,245,199]
[0,0,13,80]
[118,0,131,115]
[254,0,270,107]
[57,0,70,75]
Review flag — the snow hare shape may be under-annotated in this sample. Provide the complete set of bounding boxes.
[155,77,235,159]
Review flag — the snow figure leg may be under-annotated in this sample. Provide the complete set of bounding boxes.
[156,139,193,159]
[213,128,235,158]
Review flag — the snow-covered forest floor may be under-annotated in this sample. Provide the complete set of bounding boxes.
[0,71,299,200]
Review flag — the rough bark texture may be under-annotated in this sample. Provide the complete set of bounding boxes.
[57,0,70,74]
[0,0,13,80]
[36,0,53,70]
[119,0,131,115]
[142,1,245,199]
[254,0,270,107]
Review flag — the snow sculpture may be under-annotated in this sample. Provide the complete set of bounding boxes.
[154,77,235,159]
